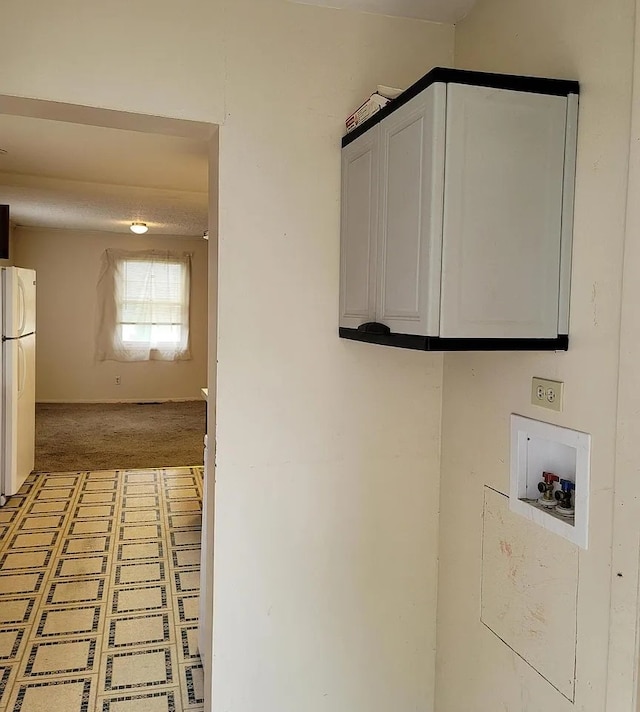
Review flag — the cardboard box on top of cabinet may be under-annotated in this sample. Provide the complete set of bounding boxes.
[345,85,403,133]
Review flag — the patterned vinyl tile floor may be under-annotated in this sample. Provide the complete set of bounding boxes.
[0,467,204,712]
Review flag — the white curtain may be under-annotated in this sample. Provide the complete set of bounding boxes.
[96,249,192,362]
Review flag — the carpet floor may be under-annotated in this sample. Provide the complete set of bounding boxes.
[0,465,204,711]
[35,402,206,473]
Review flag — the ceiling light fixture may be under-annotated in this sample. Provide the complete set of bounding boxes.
[130,222,148,234]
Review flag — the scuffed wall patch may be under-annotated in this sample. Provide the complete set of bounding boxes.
[481,486,579,701]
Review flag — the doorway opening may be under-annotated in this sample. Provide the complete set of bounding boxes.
[0,94,218,712]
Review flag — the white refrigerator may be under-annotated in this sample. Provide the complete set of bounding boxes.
[1,267,36,504]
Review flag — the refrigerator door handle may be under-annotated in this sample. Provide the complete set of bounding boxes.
[17,276,26,336]
[17,340,26,397]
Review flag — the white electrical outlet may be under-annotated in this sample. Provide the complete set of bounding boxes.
[531,377,563,412]
[115,376,121,385]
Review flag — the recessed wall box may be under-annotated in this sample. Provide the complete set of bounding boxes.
[510,414,590,549]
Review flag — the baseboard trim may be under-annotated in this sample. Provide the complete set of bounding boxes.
[36,398,204,404]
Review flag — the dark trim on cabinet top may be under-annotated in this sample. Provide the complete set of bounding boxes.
[342,67,580,147]
[339,327,569,352]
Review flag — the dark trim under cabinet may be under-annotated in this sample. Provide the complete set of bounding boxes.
[339,327,569,352]
[343,67,580,147]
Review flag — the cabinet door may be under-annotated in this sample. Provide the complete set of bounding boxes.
[440,85,567,339]
[376,83,446,336]
[339,127,379,329]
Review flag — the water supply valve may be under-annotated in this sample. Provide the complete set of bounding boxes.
[537,471,559,508]
[555,479,575,517]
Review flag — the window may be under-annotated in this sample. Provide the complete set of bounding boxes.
[119,258,186,346]
[97,249,191,362]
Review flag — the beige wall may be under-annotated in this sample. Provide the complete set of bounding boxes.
[436,1,635,711]
[0,0,226,125]
[215,4,451,711]
[0,3,453,710]
[13,227,208,402]
[610,7,640,711]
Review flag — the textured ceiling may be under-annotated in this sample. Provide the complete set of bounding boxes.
[289,0,477,23]
[0,114,209,237]
[0,173,207,236]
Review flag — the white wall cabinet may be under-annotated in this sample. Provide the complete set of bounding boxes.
[339,68,579,350]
